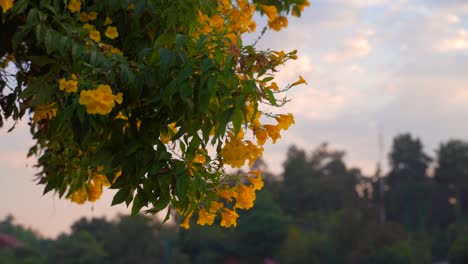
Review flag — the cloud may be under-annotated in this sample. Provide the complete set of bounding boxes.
[323,36,372,64]
[349,64,366,73]
[273,54,313,85]
[435,29,468,52]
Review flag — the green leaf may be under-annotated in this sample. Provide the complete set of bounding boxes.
[120,64,135,84]
[131,194,143,215]
[25,8,38,28]
[264,88,277,106]
[200,57,213,72]
[72,42,83,62]
[56,35,69,56]
[175,34,186,49]
[13,0,29,15]
[112,187,131,206]
[44,30,56,54]
[35,24,46,43]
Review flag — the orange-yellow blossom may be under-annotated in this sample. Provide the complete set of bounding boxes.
[59,74,78,93]
[264,125,281,143]
[180,212,193,229]
[291,75,307,87]
[276,113,295,130]
[234,184,256,209]
[0,0,14,14]
[67,0,81,13]
[32,103,57,122]
[105,26,119,39]
[248,170,264,191]
[261,5,277,20]
[79,84,123,115]
[89,30,101,43]
[160,122,178,144]
[220,208,239,228]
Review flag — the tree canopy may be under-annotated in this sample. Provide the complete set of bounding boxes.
[0,0,309,228]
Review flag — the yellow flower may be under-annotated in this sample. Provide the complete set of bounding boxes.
[276,113,295,130]
[82,23,95,31]
[78,12,89,22]
[103,16,113,26]
[114,92,123,104]
[234,184,256,209]
[89,30,101,43]
[292,0,310,17]
[67,0,81,13]
[69,186,87,204]
[197,208,216,226]
[268,16,288,31]
[180,212,192,229]
[269,82,279,91]
[160,122,178,144]
[255,128,268,145]
[87,11,98,20]
[248,171,264,191]
[261,5,277,20]
[209,201,223,212]
[264,125,281,143]
[110,47,123,56]
[290,75,307,87]
[248,21,256,32]
[32,103,57,122]
[219,188,236,202]
[79,84,122,115]
[0,0,14,14]
[105,26,119,39]
[193,153,206,164]
[220,208,239,228]
[87,180,102,202]
[59,76,78,93]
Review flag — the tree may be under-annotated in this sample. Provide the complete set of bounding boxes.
[385,133,433,233]
[277,144,361,220]
[47,231,107,264]
[0,0,309,227]
[435,139,468,222]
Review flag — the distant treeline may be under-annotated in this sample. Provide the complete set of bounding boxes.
[1,133,468,264]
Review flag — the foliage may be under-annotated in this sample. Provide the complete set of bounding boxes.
[449,235,468,264]
[3,135,468,262]
[0,0,309,227]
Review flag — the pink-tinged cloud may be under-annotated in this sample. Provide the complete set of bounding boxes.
[436,29,468,51]
[284,88,347,121]
[323,37,371,64]
[273,54,313,85]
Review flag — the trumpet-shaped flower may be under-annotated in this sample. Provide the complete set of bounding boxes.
[220,208,239,228]
[67,0,81,13]
[79,84,123,115]
[234,184,256,209]
[105,26,119,39]
[89,30,101,43]
[276,114,295,130]
[32,103,57,122]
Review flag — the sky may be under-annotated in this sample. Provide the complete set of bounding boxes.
[2,0,468,238]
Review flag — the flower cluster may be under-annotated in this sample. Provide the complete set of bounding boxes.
[69,168,121,204]
[79,84,123,115]
[59,74,78,93]
[220,129,264,168]
[193,0,257,43]
[32,103,57,122]
[181,170,264,229]
[1,0,310,230]
[0,0,13,14]
[71,0,122,55]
